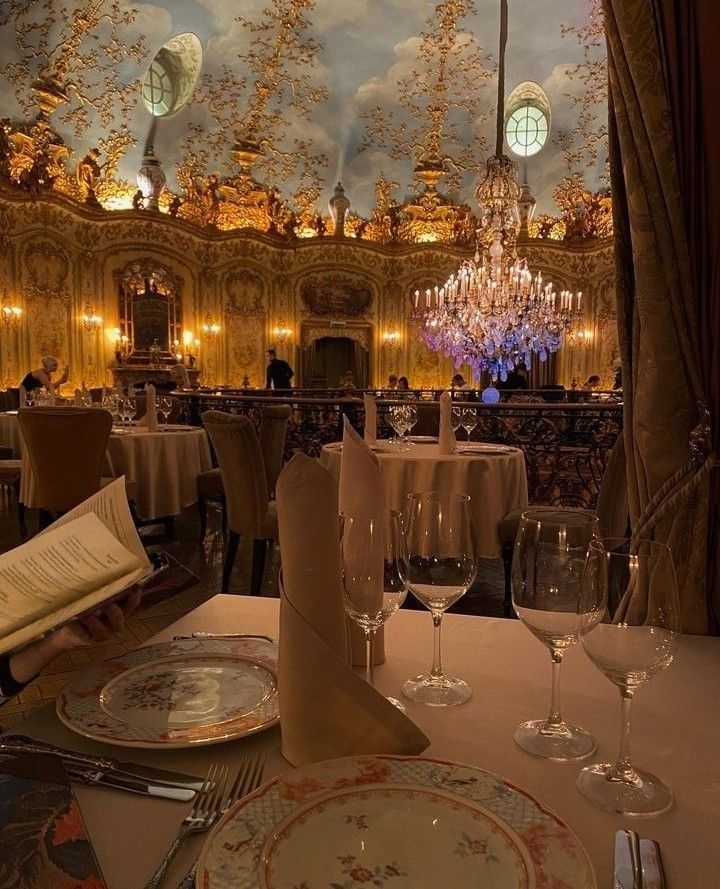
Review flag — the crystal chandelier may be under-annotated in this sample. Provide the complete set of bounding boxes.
[417,0,582,382]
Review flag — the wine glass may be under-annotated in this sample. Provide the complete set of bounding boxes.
[123,396,137,427]
[461,407,477,441]
[403,403,417,442]
[157,396,173,427]
[577,537,680,815]
[511,510,600,760]
[340,510,408,690]
[400,492,477,706]
[388,406,407,449]
[451,406,462,434]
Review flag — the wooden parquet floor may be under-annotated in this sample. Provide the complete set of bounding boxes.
[0,489,507,729]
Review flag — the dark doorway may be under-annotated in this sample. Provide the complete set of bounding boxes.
[302,336,368,388]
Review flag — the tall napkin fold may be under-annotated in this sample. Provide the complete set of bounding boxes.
[276,453,429,767]
[138,384,159,431]
[73,388,82,406]
[18,385,27,407]
[363,393,377,444]
[438,390,457,455]
[340,417,386,666]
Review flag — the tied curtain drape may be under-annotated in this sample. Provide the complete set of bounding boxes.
[603,0,720,632]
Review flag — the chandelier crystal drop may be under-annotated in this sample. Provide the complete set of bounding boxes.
[416,0,582,382]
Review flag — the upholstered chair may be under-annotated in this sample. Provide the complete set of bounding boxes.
[197,405,291,541]
[18,407,113,525]
[499,435,628,615]
[202,410,278,594]
[0,452,25,536]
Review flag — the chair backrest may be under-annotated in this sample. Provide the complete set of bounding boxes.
[18,407,112,511]
[202,410,269,535]
[595,433,628,538]
[258,405,291,497]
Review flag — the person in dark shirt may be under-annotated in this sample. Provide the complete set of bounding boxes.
[20,356,69,393]
[265,349,294,390]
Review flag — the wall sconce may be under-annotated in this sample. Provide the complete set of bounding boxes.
[382,327,402,348]
[0,303,22,329]
[80,304,103,334]
[274,318,293,344]
[201,317,222,336]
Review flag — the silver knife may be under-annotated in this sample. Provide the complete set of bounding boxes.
[172,632,276,643]
[640,839,666,889]
[615,829,639,889]
[0,736,204,791]
[67,765,195,801]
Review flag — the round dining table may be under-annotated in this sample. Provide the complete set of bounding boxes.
[321,439,528,558]
[18,423,212,520]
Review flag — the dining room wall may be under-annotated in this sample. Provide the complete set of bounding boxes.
[0,186,616,390]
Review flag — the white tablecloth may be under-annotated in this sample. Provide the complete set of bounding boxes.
[104,426,212,519]
[322,441,528,558]
[12,596,720,889]
[0,412,22,457]
[18,425,212,519]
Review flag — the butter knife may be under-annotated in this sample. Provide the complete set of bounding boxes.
[640,839,666,889]
[0,736,204,791]
[67,765,195,801]
[615,829,640,888]
[172,632,275,643]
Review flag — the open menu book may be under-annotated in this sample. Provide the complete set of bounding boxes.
[0,477,152,657]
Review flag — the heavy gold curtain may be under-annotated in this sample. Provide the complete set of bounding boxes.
[603,0,717,632]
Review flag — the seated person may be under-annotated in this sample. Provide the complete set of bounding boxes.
[0,590,140,709]
[583,374,601,391]
[20,356,69,394]
[396,376,416,399]
[386,374,398,390]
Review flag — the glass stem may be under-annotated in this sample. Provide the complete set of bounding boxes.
[542,648,566,733]
[430,611,444,680]
[364,627,374,687]
[608,687,638,783]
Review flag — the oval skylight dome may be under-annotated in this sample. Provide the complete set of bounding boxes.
[504,81,551,158]
[142,32,202,118]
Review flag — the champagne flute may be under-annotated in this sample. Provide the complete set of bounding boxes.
[461,407,477,441]
[400,492,477,706]
[577,537,680,815]
[511,510,600,760]
[340,510,408,690]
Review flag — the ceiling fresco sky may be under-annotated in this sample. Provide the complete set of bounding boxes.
[0,0,605,217]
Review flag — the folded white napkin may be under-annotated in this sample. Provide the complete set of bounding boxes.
[18,385,27,407]
[73,388,82,406]
[438,390,456,455]
[363,393,377,444]
[101,385,106,403]
[340,417,386,665]
[276,453,428,766]
[140,384,159,432]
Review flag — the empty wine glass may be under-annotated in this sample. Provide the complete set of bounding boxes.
[404,404,417,442]
[388,405,408,449]
[511,510,600,760]
[157,396,172,426]
[340,510,408,690]
[451,406,462,434]
[577,537,680,815]
[124,396,137,426]
[400,492,477,706]
[461,408,477,441]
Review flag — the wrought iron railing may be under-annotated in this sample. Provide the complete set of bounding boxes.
[177,391,622,509]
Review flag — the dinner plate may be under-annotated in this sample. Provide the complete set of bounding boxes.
[196,755,596,889]
[407,435,438,444]
[456,443,515,455]
[57,637,279,748]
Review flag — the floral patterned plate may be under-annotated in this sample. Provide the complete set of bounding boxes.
[259,784,534,889]
[57,637,279,748]
[196,755,596,889]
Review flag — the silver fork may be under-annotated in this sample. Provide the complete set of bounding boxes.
[177,750,267,889]
[145,762,229,889]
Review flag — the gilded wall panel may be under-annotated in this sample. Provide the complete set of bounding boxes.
[222,270,267,387]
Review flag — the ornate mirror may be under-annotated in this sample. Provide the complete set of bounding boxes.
[116,260,182,356]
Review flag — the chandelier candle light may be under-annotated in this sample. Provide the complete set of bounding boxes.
[416,0,582,381]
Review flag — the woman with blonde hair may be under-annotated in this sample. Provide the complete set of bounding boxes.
[20,356,69,393]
